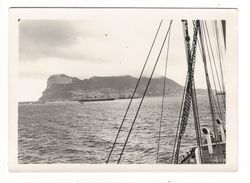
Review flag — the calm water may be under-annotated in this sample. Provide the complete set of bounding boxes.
[18,96,222,164]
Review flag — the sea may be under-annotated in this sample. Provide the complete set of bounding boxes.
[18,95,223,164]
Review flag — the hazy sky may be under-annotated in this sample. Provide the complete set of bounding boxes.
[18,15,225,101]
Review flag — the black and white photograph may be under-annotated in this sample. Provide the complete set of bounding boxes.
[8,8,237,171]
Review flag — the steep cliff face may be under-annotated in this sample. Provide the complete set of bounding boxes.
[47,74,73,88]
[39,74,185,101]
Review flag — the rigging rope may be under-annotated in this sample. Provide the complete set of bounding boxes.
[198,39,223,123]
[198,21,224,163]
[214,20,226,108]
[190,20,203,164]
[202,21,224,122]
[191,81,203,164]
[212,21,226,107]
[172,20,200,164]
[197,32,219,141]
[117,20,173,164]
[106,20,163,164]
[156,26,171,164]
[171,73,188,163]
[205,21,226,107]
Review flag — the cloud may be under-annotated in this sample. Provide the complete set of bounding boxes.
[19,20,92,61]
[19,19,155,64]
[18,19,188,81]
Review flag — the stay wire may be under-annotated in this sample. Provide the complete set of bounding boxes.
[205,22,225,102]
[172,20,200,164]
[214,20,226,108]
[198,24,218,140]
[198,39,223,123]
[106,20,163,164]
[156,26,171,164]
[171,73,188,163]
[198,22,224,163]
[191,81,203,163]
[117,20,173,164]
[212,21,226,106]
[198,35,223,134]
[202,21,224,121]
[190,20,203,164]
[171,20,193,163]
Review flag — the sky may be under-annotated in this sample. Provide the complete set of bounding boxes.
[18,13,225,102]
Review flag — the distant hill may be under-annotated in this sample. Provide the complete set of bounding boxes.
[39,74,206,102]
